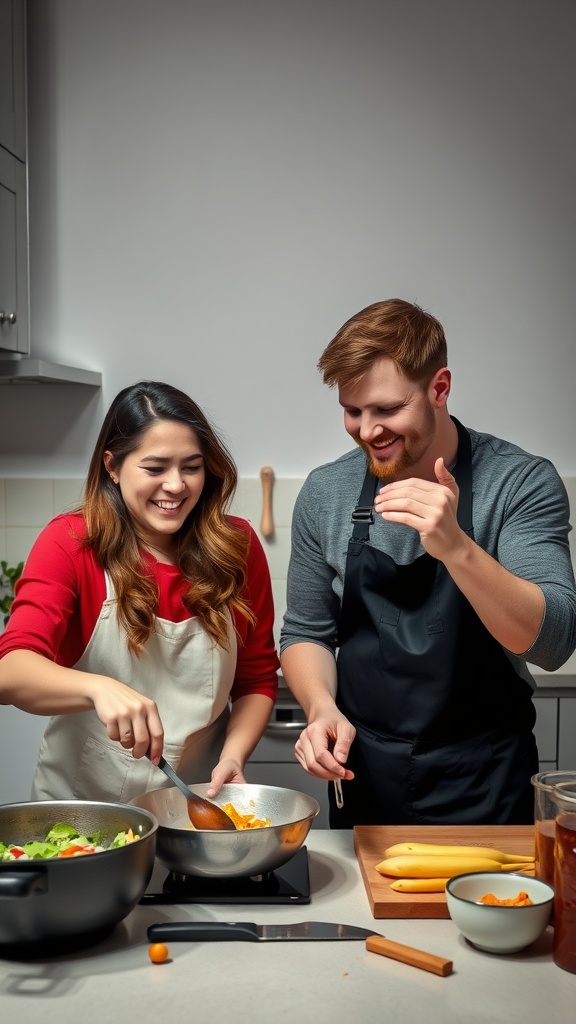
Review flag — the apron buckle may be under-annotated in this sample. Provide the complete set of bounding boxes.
[351,506,374,524]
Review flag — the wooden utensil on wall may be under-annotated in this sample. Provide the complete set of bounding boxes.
[260,466,275,538]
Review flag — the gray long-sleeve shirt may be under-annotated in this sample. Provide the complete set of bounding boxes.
[280,425,576,683]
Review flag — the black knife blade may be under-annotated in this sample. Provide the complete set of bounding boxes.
[148,920,380,942]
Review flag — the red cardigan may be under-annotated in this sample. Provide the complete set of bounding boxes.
[0,513,279,702]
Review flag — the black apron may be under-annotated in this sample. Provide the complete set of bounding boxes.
[330,418,538,828]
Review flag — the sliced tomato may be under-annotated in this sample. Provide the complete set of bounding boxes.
[9,847,25,858]
[58,844,91,857]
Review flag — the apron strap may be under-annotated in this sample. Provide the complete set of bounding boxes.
[350,469,378,541]
[452,417,473,534]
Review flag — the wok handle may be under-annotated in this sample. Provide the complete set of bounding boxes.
[0,871,48,898]
[148,921,260,942]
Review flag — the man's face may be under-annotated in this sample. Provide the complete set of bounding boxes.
[339,357,441,481]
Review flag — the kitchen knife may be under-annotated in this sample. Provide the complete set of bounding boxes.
[147,921,453,976]
[149,920,373,942]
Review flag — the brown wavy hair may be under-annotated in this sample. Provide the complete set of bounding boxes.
[318,298,448,391]
[81,381,254,654]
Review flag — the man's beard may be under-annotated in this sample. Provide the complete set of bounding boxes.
[355,402,437,481]
[359,428,431,481]
[362,442,414,481]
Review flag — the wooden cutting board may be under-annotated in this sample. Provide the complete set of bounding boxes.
[354,824,535,919]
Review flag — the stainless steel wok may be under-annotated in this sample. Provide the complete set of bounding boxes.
[131,782,319,878]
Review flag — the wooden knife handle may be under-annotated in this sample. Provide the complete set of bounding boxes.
[260,466,275,538]
[366,935,453,977]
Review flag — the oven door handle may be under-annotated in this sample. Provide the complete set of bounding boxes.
[266,719,306,733]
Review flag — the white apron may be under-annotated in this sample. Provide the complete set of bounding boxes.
[31,572,237,802]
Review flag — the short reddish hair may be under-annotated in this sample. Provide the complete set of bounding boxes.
[318,298,448,390]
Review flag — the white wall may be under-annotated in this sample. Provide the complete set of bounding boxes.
[0,0,575,478]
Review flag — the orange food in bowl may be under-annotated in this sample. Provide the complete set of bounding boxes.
[220,802,271,829]
[480,890,533,906]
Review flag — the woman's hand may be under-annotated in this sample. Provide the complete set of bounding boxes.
[206,759,246,798]
[89,676,164,762]
[205,693,274,797]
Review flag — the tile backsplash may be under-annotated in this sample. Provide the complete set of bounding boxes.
[1,474,575,672]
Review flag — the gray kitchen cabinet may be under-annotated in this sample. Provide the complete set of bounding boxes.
[532,686,576,772]
[0,0,26,161]
[558,696,576,770]
[0,143,29,353]
[0,0,28,355]
[532,694,558,770]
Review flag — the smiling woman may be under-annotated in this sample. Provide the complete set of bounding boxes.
[0,381,279,805]
[103,419,207,564]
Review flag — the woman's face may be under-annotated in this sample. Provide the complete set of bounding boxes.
[104,419,206,555]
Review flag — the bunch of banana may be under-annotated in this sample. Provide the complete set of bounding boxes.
[375,841,535,893]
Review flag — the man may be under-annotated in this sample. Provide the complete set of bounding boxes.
[280,299,576,826]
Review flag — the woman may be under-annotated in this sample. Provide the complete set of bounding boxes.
[0,381,279,802]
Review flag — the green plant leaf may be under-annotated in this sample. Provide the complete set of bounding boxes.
[0,561,24,624]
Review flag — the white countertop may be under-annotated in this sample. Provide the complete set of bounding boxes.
[0,830,573,1024]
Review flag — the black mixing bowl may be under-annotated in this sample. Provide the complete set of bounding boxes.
[0,800,158,952]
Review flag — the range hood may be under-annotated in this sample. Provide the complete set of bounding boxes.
[0,355,102,386]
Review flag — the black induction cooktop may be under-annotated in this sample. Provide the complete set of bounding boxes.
[139,846,310,906]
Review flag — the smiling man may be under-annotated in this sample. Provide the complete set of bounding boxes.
[280,298,576,827]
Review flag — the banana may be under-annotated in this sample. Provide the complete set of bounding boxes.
[382,841,534,865]
[499,862,536,873]
[390,878,449,893]
[375,855,530,878]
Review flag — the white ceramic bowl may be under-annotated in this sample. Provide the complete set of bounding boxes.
[446,871,554,954]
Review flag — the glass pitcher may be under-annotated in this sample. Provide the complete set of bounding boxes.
[551,780,576,974]
[531,771,576,886]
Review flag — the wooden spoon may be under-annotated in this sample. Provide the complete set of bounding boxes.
[153,755,237,830]
[260,466,275,538]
